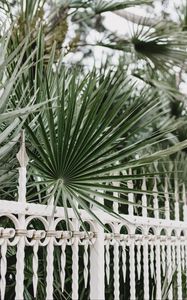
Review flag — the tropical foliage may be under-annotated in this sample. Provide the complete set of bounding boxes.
[1,0,187,298]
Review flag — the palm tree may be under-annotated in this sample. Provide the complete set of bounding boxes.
[1,0,187,298]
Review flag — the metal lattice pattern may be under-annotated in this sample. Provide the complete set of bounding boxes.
[0,138,187,299]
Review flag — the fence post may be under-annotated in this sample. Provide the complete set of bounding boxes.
[143,229,149,300]
[113,175,120,300]
[182,183,187,221]
[155,231,161,300]
[176,230,182,300]
[15,131,28,300]
[166,230,173,300]
[46,191,55,300]
[90,221,105,300]
[72,215,79,300]
[46,219,55,299]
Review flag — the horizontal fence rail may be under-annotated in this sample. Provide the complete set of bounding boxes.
[0,136,187,299]
[0,201,187,299]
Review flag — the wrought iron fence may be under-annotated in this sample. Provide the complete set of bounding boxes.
[0,139,187,299]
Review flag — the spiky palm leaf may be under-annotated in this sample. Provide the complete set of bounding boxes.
[131,24,187,71]
[98,21,187,72]
[1,2,187,299]
[21,55,187,224]
[0,27,51,194]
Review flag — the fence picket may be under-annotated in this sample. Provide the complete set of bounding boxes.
[153,176,159,219]
[129,235,136,300]
[155,236,162,300]
[142,176,147,218]
[72,218,79,300]
[143,235,149,299]
[33,242,39,298]
[175,177,180,221]
[0,239,7,300]
[121,240,127,283]
[46,228,55,300]
[90,223,105,300]
[114,239,120,299]
[164,177,170,220]
[60,242,66,292]
[166,236,173,300]
[127,169,134,216]
[176,235,183,300]
[15,131,28,300]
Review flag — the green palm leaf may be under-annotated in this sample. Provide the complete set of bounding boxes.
[25,65,187,220]
[98,23,187,72]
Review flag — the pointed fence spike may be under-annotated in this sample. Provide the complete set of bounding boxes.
[16,130,29,167]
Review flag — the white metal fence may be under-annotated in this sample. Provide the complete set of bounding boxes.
[0,141,187,299]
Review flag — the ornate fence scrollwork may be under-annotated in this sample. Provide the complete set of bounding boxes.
[0,138,187,299]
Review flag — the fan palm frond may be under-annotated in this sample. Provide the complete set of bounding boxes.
[98,21,187,72]
[24,62,187,221]
[131,26,187,70]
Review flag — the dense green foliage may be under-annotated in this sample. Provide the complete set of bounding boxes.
[1,0,187,298]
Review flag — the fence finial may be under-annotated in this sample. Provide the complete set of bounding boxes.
[16,130,29,167]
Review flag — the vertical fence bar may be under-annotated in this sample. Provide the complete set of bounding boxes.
[166,231,173,300]
[136,240,141,280]
[121,239,127,284]
[113,230,120,300]
[150,240,154,279]
[113,170,119,214]
[129,232,136,300]
[182,183,187,292]
[143,233,149,300]
[60,240,67,292]
[155,233,161,300]
[127,169,134,216]
[15,131,28,300]
[183,183,187,222]
[161,240,166,276]
[164,177,170,220]
[174,176,180,221]
[90,222,105,300]
[0,237,8,300]
[176,233,182,300]
[33,241,39,298]
[185,238,187,291]
[113,174,120,300]
[45,189,56,300]
[114,240,120,300]
[142,176,147,217]
[72,216,79,300]
[83,241,89,288]
[90,192,105,299]
[105,238,110,286]
[153,176,159,219]
[46,210,55,300]
[171,241,176,276]
[182,182,187,293]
